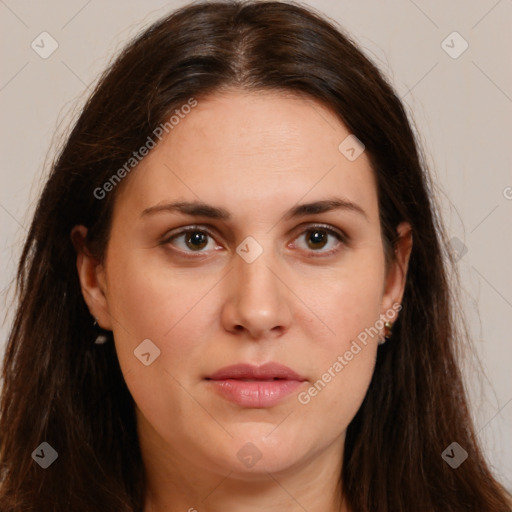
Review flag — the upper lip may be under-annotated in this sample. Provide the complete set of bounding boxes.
[206,363,307,381]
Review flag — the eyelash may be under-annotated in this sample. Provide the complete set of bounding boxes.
[160,224,347,259]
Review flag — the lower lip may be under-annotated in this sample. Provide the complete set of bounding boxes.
[206,379,304,408]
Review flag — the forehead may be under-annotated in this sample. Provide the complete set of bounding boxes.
[113,89,379,223]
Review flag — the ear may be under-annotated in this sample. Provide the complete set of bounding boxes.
[70,225,113,330]
[380,221,413,318]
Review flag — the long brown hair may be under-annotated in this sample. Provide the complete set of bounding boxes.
[1,1,510,510]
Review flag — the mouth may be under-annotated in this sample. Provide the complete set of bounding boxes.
[218,378,286,381]
[205,362,307,382]
[205,362,307,408]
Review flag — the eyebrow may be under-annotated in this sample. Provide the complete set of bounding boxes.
[140,197,368,222]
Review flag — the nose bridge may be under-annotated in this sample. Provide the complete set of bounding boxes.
[235,232,277,286]
[239,250,278,296]
[236,243,282,309]
[222,236,292,337]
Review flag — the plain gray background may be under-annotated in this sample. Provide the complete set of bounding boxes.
[1,0,511,491]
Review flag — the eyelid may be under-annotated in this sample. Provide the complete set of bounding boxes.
[289,223,347,257]
[160,224,220,251]
[291,222,346,240]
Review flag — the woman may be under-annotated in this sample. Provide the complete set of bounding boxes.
[1,1,510,511]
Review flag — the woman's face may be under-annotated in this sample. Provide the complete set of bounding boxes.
[75,90,411,480]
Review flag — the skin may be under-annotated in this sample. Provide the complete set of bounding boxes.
[72,89,412,512]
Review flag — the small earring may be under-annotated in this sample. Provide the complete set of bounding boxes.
[378,321,394,345]
[92,318,109,345]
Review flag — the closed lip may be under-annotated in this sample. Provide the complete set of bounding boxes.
[205,362,307,381]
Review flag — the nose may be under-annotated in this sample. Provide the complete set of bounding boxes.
[220,250,293,340]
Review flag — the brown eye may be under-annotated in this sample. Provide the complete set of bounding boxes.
[305,229,329,250]
[184,231,209,251]
[294,224,346,256]
[163,227,217,253]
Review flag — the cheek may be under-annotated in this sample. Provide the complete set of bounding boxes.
[295,252,384,425]
[103,249,218,376]
[311,249,385,345]
[103,253,218,433]
[106,242,218,329]
[296,286,380,435]
[297,345,376,440]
